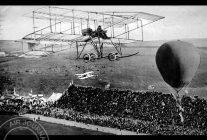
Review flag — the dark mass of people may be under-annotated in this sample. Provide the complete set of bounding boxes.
[1,84,207,135]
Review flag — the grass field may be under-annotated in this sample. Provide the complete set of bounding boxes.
[1,38,207,99]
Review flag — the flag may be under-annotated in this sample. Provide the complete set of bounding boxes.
[69,79,74,87]
[14,88,19,96]
[14,87,16,95]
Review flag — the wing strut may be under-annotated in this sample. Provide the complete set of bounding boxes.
[110,38,122,56]
[90,36,101,58]
[77,41,88,59]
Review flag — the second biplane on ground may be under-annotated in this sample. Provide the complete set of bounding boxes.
[75,71,96,79]
[22,6,164,63]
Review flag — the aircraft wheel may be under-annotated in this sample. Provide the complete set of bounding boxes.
[90,53,96,62]
[83,53,90,63]
[108,53,116,61]
[115,55,120,61]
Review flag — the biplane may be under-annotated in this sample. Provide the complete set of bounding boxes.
[22,6,164,63]
[75,71,97,79]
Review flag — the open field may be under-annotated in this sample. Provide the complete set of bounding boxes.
[1,38,207,98]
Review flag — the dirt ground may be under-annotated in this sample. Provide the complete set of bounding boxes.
[0,115,111,135]
[1,43,207,98]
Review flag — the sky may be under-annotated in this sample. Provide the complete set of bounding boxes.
[0,6,207,41]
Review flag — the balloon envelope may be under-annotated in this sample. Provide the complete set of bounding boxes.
[156,40,200,92]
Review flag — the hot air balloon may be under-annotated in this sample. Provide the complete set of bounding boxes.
[156,40,200,92]
[155,40,200,123]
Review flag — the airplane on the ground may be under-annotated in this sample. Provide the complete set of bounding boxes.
[22,6,164,63]
[75,71,97,79]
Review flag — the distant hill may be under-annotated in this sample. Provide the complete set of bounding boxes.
[0,40,71,54]
[1,38,207,54]
[125,38,207,48]
[0,40,28,53]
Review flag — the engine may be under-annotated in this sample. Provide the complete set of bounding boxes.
[82,28,93,36]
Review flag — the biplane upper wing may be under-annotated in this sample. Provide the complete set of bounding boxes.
[22,6,164,44]
[75,71,94,76]
[78,75,96,80]
[102,11,164,27]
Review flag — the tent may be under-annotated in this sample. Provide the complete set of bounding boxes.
[148,85,155,90]
[46,92,62,102]
[0,52,6,57]
[4,94,15,99]
[38,94,44,97]
[39,97,46,102]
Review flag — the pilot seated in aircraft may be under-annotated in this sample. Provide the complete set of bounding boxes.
[96,25,110,39]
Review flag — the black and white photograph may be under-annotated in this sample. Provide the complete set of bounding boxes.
[0,5,207,136]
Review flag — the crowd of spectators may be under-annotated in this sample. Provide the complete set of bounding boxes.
[30,106,206,134]
[55,85,207,128]
[0,98,23,114]
[1,84,207,135]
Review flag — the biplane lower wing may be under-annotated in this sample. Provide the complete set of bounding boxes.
[100,51,139,59]
[119,51,139,58]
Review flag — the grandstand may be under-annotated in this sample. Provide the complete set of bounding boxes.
[1,84,207,135]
